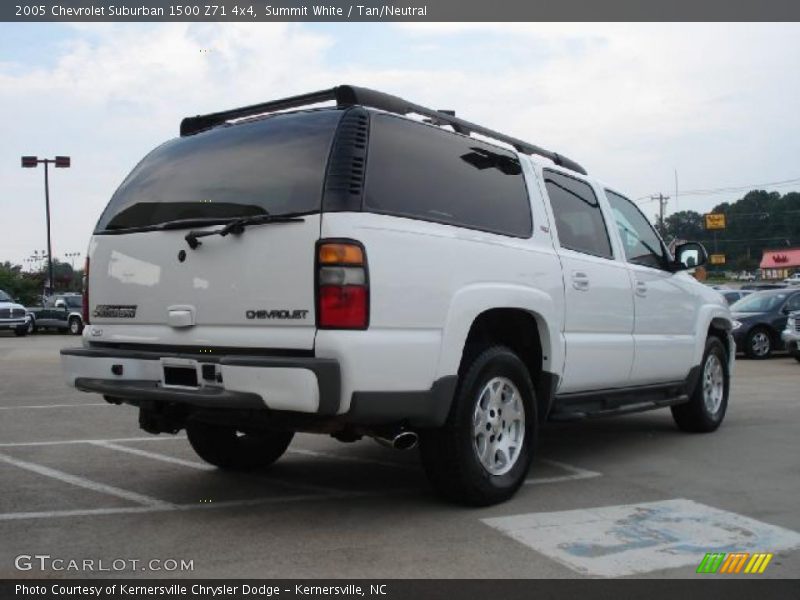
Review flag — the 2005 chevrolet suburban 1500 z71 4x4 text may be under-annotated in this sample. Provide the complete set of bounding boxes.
[62,86,734,505]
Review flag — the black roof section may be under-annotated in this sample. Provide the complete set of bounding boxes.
[180,85,588,175]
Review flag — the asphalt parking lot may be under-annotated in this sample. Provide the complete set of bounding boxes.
[1,333,798,579]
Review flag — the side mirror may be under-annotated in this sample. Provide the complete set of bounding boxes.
[672,242,708,271]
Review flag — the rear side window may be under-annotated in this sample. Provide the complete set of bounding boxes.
[95,110,342,232]
[364,114,532,238]
[544,170,613,259]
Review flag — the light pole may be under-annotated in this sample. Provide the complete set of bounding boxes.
[65,252,81,270]
[21,156,70,296]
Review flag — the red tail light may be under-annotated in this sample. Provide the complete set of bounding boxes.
[316,241,368,329]
[82,257,90,324]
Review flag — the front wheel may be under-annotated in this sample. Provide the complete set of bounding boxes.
[186,420,294,470]
[68,316,83,335]
[671,336,729,433]
[419,346,537,506]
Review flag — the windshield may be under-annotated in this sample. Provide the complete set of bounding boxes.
[0,290,11,302]
[731,292,786,313]
[95,109,342,233]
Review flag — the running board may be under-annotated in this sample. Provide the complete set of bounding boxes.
[549,394,688,421]
[548,371,699,422]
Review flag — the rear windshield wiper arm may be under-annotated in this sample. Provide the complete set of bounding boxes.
[184,214,305,249]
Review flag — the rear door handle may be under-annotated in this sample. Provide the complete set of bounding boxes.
[572,271,590,291]
[635,280,647,297]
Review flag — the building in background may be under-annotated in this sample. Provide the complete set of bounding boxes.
[760,247,800,279]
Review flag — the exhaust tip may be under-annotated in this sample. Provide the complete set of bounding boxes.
[373,430,419,451]
[393,431,418,451]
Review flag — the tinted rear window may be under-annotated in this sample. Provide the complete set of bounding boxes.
[95,110,342,232]
[363,114,532,238]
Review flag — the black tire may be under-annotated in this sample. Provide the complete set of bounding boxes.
[14,327,27,337]
[186,420,293,470]
[27,318,36,334]
[419,346,537,506]
[68,316,83,336]
[744,326,773,359]
[671,336,729,433]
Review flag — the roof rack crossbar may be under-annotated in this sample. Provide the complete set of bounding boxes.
[179,84,587,175]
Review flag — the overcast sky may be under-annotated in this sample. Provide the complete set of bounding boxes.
[1,22,799,267]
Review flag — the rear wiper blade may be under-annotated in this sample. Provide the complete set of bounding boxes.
[100,217,239,235]
[184,213,305,249]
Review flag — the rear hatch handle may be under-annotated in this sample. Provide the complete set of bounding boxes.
[184,214,306,250]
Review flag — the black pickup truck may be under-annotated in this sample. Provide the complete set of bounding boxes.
[28,294,84,335]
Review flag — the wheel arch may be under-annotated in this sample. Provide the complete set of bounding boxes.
[435,285,562,421]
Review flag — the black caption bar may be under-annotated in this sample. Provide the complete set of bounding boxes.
[3,0,800,22]
[3,580,800,600]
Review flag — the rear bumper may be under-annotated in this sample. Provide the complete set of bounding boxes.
[61,346,456,426]
[61,347,340,415]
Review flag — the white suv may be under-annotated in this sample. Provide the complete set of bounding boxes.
[62,86,734,505]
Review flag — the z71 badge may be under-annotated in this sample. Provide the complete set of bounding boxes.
[246,309,309,320]
[93,305,137,318]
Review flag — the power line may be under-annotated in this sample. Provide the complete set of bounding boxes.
[636,176,800,203]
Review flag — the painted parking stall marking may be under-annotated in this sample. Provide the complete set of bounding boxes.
[482,498,800,577]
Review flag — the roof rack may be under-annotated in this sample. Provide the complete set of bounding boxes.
[180,85,588,175]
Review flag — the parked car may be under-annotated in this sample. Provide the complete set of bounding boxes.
[721,290,752,305]
[0,289,30,337]
[28,293,84,335]
[731,289,800,358]
[737,272,756,282]
[60,85,734,506]
[781,311,800,362]
[784,273,800,286]
[741,283,787,291]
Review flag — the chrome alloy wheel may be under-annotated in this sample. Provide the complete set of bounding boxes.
[750,331,770,357]
[473,376,525,476]
[702,353,725,415]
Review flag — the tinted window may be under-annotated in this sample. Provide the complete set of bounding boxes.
[95,110,342,232]
[605,189,667,269]
[731,292,787,312]
[786,293,800,312]
[544,171,612,259]
[364,115,532,238]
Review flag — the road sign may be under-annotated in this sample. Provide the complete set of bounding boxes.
[705,213,726,230]
[709,254,726,265]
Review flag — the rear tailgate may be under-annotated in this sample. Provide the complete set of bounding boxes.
[87,217,319,349]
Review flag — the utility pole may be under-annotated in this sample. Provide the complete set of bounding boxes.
[651,193,670,232]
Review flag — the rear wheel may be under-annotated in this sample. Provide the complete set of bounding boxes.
[671,336,729,433]
[745,327,772,359]
[419,346,537,506]
[186,420,294,470]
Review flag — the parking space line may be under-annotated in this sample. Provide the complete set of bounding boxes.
[89,441,211,470]
[0,435,186,448]
[91,440,360,496]
[0,451,175,508]
[525,459,602,485]
[0,403,110,410]
[0,491,375,522]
